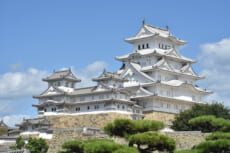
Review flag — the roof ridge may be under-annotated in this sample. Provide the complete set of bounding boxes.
[145,23,168,32]
[74,86,96,90]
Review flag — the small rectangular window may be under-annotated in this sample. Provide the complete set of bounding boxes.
[138,45,141,50]
[80,97,85,101]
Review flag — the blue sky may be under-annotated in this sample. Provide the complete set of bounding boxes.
[1,0,230,126]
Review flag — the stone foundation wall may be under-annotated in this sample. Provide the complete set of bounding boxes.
[43,112,132,129]
[165,132,210,151]
[47,128,108,153]
[143,111,175,123]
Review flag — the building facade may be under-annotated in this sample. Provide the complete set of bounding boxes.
[33,21,212,125]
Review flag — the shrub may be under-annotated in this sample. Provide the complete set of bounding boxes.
[59,139,139,153]
[194,139,230,153]
[10,136,25,150]
[174,150,198,153]
[206,132,230,141]
[25,137,48,153]
[189,115,230,132]
[172,102,230,131]
[128,132,176,153]
[59,140,84,153]
[104,119,164,137]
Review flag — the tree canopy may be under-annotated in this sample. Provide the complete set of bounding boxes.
[129,132,176,153]
[59,139,139,153]
[171,102,230,131]
[104,119,164,137]
[188,115,230,132]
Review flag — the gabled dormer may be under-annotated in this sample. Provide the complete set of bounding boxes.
[92,69,127,89]
[124,20,187,52]
[42,68,81,88]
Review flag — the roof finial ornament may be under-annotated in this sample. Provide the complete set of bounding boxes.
[142,19,145,25]
[166,25,169,31]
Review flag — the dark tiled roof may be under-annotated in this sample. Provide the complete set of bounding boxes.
[92,69,127,82]
[43,69,81,82]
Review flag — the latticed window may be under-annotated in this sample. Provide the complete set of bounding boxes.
[76,107,80,112]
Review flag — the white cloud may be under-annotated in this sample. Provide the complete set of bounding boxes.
[10,63,23,71]
[0,61,108,125]
[1,115,30,127]
[198,37,230,105]
[0,68,47,99]
[73,61,108,87]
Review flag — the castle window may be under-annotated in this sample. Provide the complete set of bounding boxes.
[66,82,69,87]
[99,95,104,99]
[117,105,120,109]
[174,104,179,110]
[167,91,170,96]
[44,108,47,112]
[57,82,60,86]
[94,105,99,109]
[146,43,149,48]
[106,94,110,99]
[80,97,85,101]
[138,45,141,50]
[71,83,74,88]
[161,44,164,49]
[192,96,196,101]
[92,96,94,100]
[159,43,161,48]
[167,104,171,109]
[122,105,125,109]
[76,107,80,112]
[142,44,145,49]
[87,106,90,110]
[51,107,56,112]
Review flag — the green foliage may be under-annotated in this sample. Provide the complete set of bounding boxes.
[58,140,84,153]
[25,137,48,153]
[194,139,230,153]
[189,115,230,132]
[174,150,198,153]
[104,119,164,137]
[112,146,140,153]
[59,139,139,153]
[129,132,176,153]
[10,136,25,150]
[206,132,230,141]
[171,103,230,131]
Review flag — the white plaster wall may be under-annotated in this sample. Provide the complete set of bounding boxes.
[132,38,174,52]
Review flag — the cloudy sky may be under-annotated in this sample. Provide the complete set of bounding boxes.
[1,0,230,127]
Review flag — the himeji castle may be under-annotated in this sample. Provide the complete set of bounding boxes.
[32,21,212,125]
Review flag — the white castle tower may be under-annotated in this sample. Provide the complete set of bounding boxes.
[115,21,212,121]
[32,21,212,127]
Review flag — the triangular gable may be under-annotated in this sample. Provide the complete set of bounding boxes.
[121,63,154,84]
[93,82,111,92]
[154,57,173,71]
[136,87,153,97]
[166,49,181,58]
[39,85,64,96]
[135,25,153,37]
[181,64,196,75]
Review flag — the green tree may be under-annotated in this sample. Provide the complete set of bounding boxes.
[188,115,230,132]
[206,132,230,141]
[104,119,164,137]
[59,139,139,153]
[171,102,230,131]
[129,132,176,153]
[25,137,48,153]
[10,136,25,150]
